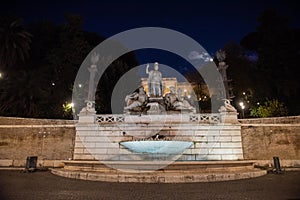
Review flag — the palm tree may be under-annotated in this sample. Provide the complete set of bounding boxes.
[0,69,48,117]
[0,17,32,69]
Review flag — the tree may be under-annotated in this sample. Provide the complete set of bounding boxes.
[240,10,300,115]
[185,69,207,112]
[250,99,288,118]
[0,17,32,69]
[216,42,268,116]
[95,55,139,114]
[0,14,91,118]
[0,14,139,118]
[0,69,49,117]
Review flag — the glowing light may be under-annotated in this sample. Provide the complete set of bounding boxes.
[239,102,245,118]
[52,82,55,86]
[78,84,82,88]
[242,92,246,95]
[63,102,74,112]
[0,72,2,78]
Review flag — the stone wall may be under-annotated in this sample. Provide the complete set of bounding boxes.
[240,116,300,167]
[0,117,76,167]
[74,118,243,162]
[0,116,299,167]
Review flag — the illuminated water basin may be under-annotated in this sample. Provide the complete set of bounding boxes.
[120,140,193,154]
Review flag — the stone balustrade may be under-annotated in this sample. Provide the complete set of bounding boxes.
[95,113,221,124]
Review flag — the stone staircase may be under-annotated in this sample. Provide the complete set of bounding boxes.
[51,160,266,183]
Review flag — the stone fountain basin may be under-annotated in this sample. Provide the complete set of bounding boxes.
[120,140,193,154]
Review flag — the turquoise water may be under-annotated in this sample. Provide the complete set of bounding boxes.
[120,141,193,154]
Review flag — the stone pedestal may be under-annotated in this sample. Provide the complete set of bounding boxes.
[147,102,161,115]
[220,111,238,124]
[78,113,96,123]
[78,101,96,123]
[146,97,166,115]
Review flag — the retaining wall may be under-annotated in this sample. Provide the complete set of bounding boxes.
[0,116,299,167]
[0,117,76,167]
[240,116,300,167]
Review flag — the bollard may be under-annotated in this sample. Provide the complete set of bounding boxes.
[24,156,38,172]
[273,156,282,174]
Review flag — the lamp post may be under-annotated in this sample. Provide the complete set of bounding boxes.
[239,102,245,119]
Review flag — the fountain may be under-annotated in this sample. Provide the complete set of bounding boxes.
[119,62,197,159]
[120,140,193,155]
[51,59,266,183]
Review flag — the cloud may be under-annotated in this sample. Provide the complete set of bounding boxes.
[188,51,212,62]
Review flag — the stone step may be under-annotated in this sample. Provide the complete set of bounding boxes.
[51,168,266,183]
[51,160,266,183]
[63,160,255,171]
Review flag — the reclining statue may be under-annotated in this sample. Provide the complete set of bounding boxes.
[164,86,195,112]
[124,86,148,112]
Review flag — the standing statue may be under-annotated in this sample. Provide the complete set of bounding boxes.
[216,49,226,63]
[87,52,99,101]
[146,62,163,97]
[164,86,195,112]
[124,86,148,111]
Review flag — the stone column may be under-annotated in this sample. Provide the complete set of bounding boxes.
[216,49,234,100]
[78,52,99,123]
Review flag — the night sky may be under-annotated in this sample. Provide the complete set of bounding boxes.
[1,0,299,67]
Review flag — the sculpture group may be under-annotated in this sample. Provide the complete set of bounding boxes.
[124,62,196,114]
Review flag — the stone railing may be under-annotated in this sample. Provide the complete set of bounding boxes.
[189,114,220,123]
[96,114,220,124]
[96,115,125,123]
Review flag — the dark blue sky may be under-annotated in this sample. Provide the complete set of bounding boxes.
[3,0,299,50]
[2,0,299,68]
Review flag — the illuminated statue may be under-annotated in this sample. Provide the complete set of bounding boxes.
[146,62,163,97]
[124,86,148,111]
[219,99,237,112]
[164,86,195,112]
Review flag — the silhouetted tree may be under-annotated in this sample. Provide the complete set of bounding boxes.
[241,10,300,115]
[0,69,48,117]
[0,14,139,118]
[0,17,32,69]
[96,53,139,114]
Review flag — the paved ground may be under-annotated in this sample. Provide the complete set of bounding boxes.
[0,170,299,200]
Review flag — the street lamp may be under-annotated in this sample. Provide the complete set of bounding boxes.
[239,102,245,119]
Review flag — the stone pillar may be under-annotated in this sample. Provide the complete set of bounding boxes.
[147,102,161,115]
[78,52,99,122]
[78,113,96,123]
[220,111,238,124]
